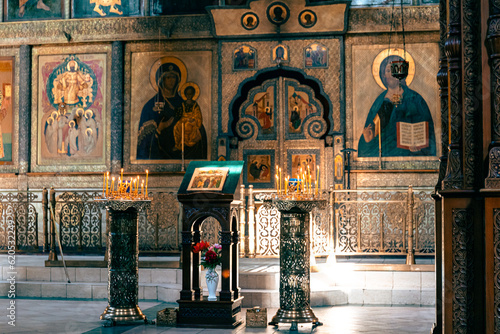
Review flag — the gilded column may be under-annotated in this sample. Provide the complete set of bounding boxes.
[110,41,124,173]
[442,0,463,190]
[485,1,500,188]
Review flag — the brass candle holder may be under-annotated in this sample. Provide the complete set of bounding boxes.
[100,169,149,201]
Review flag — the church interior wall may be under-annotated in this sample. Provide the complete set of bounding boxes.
[0,3,440,194]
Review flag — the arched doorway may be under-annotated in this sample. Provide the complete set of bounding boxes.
[229,68,334,190]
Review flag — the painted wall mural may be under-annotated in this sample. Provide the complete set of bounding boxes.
[287,85,317,135]
[291,153,317,182]
[130,52,211,164]
[247,154,271,183]
[244,85,275,136]
[6,0,63,21]
[353,45,440,161]
[0,58,14,165]
[37,53,106,165]
[72,0,141,18]
[233,45,256,71]
[304,43,328,68]
[243,149,275,188]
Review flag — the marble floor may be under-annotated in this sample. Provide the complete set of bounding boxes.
[0,298,435,334]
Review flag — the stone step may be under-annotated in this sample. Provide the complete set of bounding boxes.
[0,265,435,294]
[0,257,436,307]
[0,280,434,307]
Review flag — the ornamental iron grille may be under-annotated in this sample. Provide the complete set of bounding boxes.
[254,195,331,257]
[0,192,39,252]
[333,189,434,256]
[413,191,435,254]
[256,201,280,256]
[311,205,330,255]
[56,191,103,253]
[335,190,407,254]
[138,192,180,253]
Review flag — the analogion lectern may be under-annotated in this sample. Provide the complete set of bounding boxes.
[176,161,244,329]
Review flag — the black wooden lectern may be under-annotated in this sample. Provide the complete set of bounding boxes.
[176,161,244,329]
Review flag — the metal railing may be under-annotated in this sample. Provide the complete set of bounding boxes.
[0,185,435,264]
[0,190,43,253]
[238,185,435,262]
[0,188,181,256]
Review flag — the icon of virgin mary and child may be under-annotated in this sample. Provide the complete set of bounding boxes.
[137,58,207,160]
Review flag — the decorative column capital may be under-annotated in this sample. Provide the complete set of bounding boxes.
[219,231,233,245]
[485,147,500,188]
[181,231,194,245]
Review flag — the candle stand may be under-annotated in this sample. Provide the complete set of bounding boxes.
[269,198,326,331]
[97,199,151,326]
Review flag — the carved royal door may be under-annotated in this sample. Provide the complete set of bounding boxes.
[235,77,327,190]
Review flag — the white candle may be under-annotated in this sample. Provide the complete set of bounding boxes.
[145,170,149,198]
[105,172,109,197]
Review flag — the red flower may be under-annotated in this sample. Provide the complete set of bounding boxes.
[204,249,217,263]
[192,241,210,253]
[192,240,222,269]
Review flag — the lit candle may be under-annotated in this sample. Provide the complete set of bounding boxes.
[111,177,115,195]
[276,174,279,192]
[102,172,106,197]
[145,170,149,198]
[141,180,144,198]
[316,165,319,195]
[105,172,109,197]
[316,165,321,190]
[279,167,282,194]
[285,176,288,195]
[308,166,312,195]
[136,176,140,196]
[121,168,124,183]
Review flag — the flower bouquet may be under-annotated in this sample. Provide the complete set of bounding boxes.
[192,241,222,270]
[192,241,222,301]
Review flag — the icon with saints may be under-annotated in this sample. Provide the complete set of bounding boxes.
[39,53,105,162]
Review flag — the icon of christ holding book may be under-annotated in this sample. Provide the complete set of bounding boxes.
[357,53,436,157]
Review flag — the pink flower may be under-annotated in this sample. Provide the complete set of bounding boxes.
[213,243,222,250]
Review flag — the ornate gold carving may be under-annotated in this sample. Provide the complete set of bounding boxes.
[156,308,178,326]
[349,6,439,33]
[0,16,211,46]
[246,307,268,328]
